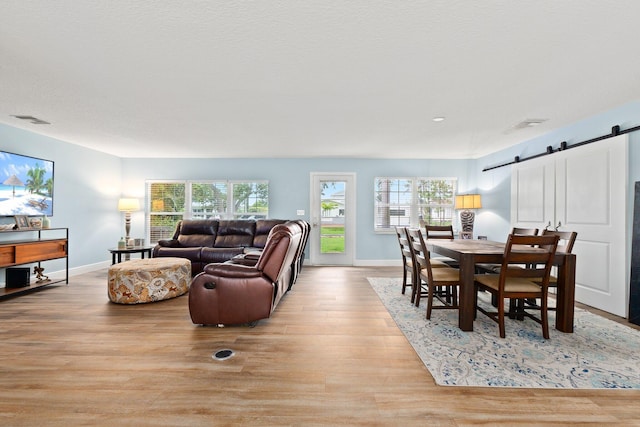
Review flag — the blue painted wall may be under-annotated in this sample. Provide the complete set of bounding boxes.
[0,123,122,274]
[2,100,640,273]
[121,157,475,262]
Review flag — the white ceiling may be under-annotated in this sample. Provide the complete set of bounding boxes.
[1,1,640,159]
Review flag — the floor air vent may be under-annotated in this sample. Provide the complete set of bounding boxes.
[212,349,235,361]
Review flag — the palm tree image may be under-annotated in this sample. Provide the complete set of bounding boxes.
[25,163,50,196]
[0,154,54,217]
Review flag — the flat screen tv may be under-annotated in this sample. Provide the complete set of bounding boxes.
[0,150,54,217]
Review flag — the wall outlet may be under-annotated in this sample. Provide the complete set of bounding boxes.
[296,210,305,216]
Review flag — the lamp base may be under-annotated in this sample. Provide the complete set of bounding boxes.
[124,212,132,246]
[460,210,475,238]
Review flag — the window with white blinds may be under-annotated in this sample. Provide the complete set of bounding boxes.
[374,177,456,232]
[148,181,186,243]
[146,180,269,244]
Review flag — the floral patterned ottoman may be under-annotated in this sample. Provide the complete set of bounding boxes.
[108,257,191,304]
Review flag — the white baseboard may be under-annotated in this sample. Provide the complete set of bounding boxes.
[68,261,111,276]
[305,259,400,267]
[42,261,110,280]
[32,259,398,282]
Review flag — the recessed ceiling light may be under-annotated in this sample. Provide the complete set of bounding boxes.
[432,117,445,122]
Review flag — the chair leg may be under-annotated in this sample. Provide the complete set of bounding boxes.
[410,270,417,304]
[541,293,550,339]
[426,284,433,319]
[413,271,422,307]
[444,286,452,304]
[491,294,499,307]
[508,298,525,320]
[498,296,506,338]
[473,284,478,320]
[508,298,516,319]
[401,267,407,294]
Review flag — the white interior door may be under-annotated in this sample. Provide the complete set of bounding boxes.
[511,135,628,316]
[309,173,356,265]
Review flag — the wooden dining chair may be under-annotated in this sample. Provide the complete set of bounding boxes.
[395,226,415,296]
[414,229,460,318]
[476,226,540,274]
[512,227,540,236]
[408,227,450,267]
[424,225,455,239]
[406,228,450,306]
[517,229,578,314]
[474,233,559,339]
[423,224,458,266]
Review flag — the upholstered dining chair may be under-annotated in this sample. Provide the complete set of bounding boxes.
[414,229,460,319]
[395,226,414,296]
[474,233,559,339]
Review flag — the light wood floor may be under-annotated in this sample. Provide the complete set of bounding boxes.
[1,266,639,426]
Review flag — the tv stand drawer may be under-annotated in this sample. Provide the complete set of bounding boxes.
[14,240,67,264]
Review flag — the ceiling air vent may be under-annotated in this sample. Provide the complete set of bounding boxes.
[11,115,50,125]
[504,118,547,134]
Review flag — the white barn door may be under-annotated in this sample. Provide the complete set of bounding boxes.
[511,134,628,317]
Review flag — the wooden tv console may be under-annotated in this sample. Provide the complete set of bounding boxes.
[0,227,68,300]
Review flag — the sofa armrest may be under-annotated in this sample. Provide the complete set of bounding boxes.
[244,251,262,260]
[203,263,263,278]
[157,239,180,247]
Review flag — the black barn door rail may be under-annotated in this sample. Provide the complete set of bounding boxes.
[482,124,640,172]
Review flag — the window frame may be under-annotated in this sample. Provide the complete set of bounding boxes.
[374,176,457,233]
[145,179,269,244]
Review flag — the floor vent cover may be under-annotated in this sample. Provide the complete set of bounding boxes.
[212,349,235,361]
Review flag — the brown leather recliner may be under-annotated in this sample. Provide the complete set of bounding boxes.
[227,219,309,290]
[188,222,302,326]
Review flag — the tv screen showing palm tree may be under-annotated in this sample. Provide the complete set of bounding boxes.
[0,150,54,217]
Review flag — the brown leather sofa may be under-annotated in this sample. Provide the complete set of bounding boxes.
[152,219,289,275]
[188,221,304,326]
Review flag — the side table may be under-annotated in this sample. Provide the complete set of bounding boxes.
[108,246,153,264]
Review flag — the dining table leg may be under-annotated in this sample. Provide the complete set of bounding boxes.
[555,254,576,333]
[458,253,476,331]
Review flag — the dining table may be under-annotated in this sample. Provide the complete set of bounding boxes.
[426,238,577,333]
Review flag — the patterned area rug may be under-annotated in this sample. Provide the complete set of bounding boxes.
[368,277,640,388]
